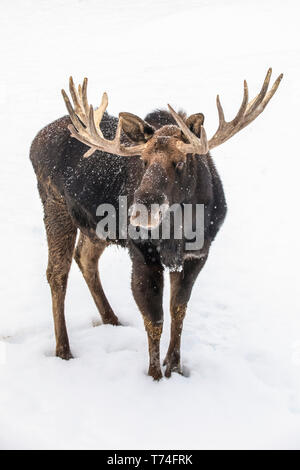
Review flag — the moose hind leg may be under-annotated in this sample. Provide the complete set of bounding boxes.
[74,233,120,326]
[44,199,77,360]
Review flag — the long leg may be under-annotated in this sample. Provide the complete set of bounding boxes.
[44,198,77,360]
[74,233,120,325]
[164,248,210,377]
[131,245,164,380]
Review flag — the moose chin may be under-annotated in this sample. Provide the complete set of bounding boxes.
[30,69,282,380]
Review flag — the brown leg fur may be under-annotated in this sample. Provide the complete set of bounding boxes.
[143,316,163,381]
[164,250,210,377]
[163,301,187,378]
[131,256,164,381]
[44,197,77,360]
[74,233,120,326]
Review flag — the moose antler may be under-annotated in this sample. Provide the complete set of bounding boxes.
[62,69,282,159]
[62,77,147,158]
[168,68,283,155]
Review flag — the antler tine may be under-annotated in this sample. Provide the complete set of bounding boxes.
[114,117,123,147]
[208,69,283,150]
[68,76,87,125]
[81,77,89,117]
[167,104,208,155]
[61,89,85,132]
[168,105,195,143]
[88,105,101,141]
[246,67,272,115]
[69,77,79,110]
[199,126,209,154]
[232,80,249,126]
[264,73,283,102]
[94,92,109,132]
[215,80,248,129]
[216,95,225,130]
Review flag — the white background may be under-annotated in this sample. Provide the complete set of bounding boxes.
[0,0,299,450]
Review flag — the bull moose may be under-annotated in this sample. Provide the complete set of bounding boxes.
[30,69,282,380]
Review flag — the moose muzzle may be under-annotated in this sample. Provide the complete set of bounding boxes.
[130,163,169,229]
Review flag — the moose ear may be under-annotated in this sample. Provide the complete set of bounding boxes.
[119,112,155,143]
[186,113,205,138]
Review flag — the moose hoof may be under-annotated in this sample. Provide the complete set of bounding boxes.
[103,314,122,326]
[56,347,73,361]
[164,364,182,378]
[163,353,182,378]
[148,365,163,381]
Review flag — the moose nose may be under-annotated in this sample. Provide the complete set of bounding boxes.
[133,162,168,209]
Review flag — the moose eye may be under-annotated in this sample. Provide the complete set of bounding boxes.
[175,161,185,172]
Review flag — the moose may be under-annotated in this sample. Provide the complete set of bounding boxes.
[30,69,282,380]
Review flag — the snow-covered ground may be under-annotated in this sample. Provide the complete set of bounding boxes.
[0,0,299,450]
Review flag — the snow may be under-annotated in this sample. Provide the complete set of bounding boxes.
[0,0,300,450]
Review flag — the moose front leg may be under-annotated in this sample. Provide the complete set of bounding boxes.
[164,253,209,378]
[131,256,164,381]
